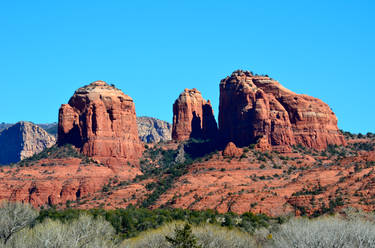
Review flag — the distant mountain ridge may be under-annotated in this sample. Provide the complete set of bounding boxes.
[0,123,13,132]
[0,122,58,136]
[0,117,172,165]
[0,122,56,165]
[1,117,172,143]
[137,116,172,143]
[37,123,58,136]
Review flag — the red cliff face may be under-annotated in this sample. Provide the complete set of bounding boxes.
[58,81,143,165]
[219,70,346,150]
[172,88,218,141]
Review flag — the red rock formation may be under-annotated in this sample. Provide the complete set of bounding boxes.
[255,136,272,151]
[172,88,218,141]
[58,81,143,165]
[1,137,374,215]
[223,142,242,157]
[0,157,142,208]
[219,70,346,150]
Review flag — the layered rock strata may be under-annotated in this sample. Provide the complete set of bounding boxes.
[219,70,346,150]
[172,88,218,141]
[58,81,143,165]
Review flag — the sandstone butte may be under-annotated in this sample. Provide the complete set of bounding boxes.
[1,70,373,218]
[172,88,218,141]
[219,70,346,151]
[57,81,143,166]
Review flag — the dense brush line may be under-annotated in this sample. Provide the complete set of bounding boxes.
[1,201,375,248]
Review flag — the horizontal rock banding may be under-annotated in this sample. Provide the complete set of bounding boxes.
[58,81,143,165]
[172,88,218,141]
[219,70,346,150]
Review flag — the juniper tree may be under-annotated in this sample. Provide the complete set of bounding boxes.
[166,223,201,248]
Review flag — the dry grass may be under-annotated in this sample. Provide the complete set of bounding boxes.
[267,213,375,248]
[121,221,257,248]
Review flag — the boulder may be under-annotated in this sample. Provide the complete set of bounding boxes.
[223,142,243,157]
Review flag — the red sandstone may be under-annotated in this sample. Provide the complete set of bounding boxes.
[172,88,218,141]
[219,70,346,150]
[58,81,143,166]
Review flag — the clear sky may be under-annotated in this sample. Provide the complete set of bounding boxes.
[0,0,374,133]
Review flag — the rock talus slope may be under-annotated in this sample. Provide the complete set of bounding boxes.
[219,70,346,150]
[58,81,143,165]
[172,88,218,141]
[0,122,56,165]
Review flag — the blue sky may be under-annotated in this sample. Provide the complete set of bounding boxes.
[0,0,374,133]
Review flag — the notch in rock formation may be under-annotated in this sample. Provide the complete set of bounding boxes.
[136,117,172,143]
[57,81,143,165]
[172,88,218,141]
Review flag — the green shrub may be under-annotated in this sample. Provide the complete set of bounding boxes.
[166,223,201,248]
[38,208,269,239]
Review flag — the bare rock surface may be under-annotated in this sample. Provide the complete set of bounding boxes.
[219,70,346,150]
[58,81,143,165]
[136,117,172,143]
[223,142,243,157]
[172,88,218,141]
[0,122,56,165]
[0,123,12,132]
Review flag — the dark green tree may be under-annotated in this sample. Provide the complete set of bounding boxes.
[165,223,201,248]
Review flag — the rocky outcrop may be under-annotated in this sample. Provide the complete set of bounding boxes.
[4,120,166,143]
[0,156,142,208]
[223,142,242,157]
[0,136,374,215]
[137,117,172,143]
[219,70,346,150]
[57,81,143,165]
[0,123,12,132]
[0,122,56,165]
[38,123,58,137]
[1,123,57,137]
[172,88,218,141]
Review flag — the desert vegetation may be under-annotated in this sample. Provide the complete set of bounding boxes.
[2,201,375,248]
[2,133,374,218]
[17,144,100,168]
[38,206,270,239]
[122,222,256,248]
[270,215,375,248]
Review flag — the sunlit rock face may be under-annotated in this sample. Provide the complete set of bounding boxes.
[58,81,143,165]
[172,88,218,141]
[219,70,346,150]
